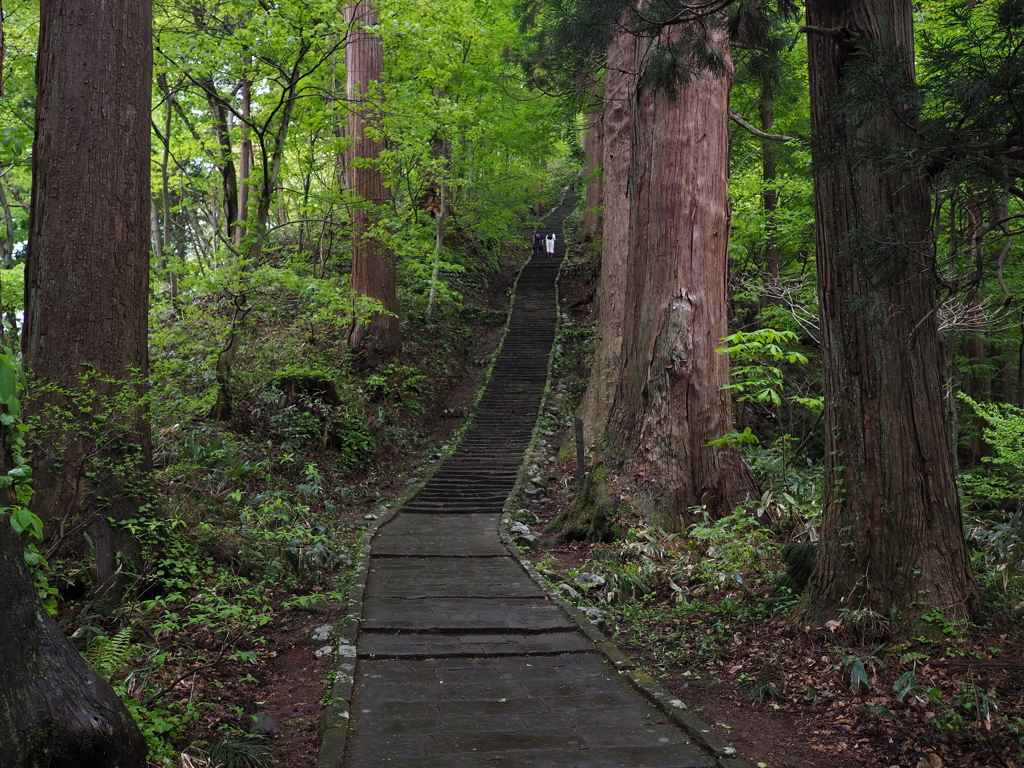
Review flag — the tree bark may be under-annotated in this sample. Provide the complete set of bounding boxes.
[804,0,981,623]
[344,0,400,357]
[604,19,758,527]
[0,510,147,767]
[761,88,780,302]
[24,0,154,592]
[581,100,604,240]
[199,77,238,242]
[579,19,634,446]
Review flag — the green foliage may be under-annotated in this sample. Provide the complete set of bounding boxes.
[237,491,350,583]
[594,510,781,606]
[207,734,277,768]
[959,394,1024,505]
[86,627,135,681]
[719,328,821,412]
[837,644,886,695]
[0,349,58,613]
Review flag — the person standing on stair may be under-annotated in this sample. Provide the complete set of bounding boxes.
[532,232,545,258]
[545,232,556,258]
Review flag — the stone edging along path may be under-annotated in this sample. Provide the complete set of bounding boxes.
[319,199,749,768]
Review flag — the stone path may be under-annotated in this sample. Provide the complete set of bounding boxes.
[327,201,736,767]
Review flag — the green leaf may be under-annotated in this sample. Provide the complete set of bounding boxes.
[849,660,869,693]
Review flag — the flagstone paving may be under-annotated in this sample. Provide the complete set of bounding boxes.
[329,201,737,768]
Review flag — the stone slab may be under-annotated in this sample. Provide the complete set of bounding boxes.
[373,514,507,557]
[362,597,574,632]
[359,631,592,658]
[344,654,714,767]
[366,557,543,599]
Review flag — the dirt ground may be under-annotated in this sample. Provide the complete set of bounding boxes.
[156,263,521,767]
[182,254,1024,768]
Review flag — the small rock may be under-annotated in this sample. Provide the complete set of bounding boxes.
[575,573,606,590]
[314,645,334,659]
[249,713,280,736]
[540,569,563,581]
[364,514,379,520]
[338,553,353,566]
[557,583,581,601]
[579,606,608,632]
[311,624,333,642]
[510,508,541,525]
[509,522,538,551]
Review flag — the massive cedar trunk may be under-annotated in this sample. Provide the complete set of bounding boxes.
[344,0,400,357]
[581,101,604,240]
[579,20,634,444]
[804,0,981,622]
[604,20,758,527]
[7,0,152,756]
[24,0,154,591]
[0,525,146,766]
[0,431,146,765]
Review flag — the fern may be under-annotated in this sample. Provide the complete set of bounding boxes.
[86,626,133,681]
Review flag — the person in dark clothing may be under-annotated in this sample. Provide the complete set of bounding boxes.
[532,232,545,257]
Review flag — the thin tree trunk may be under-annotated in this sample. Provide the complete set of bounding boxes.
[425,140,448,323]
[966,202,989,465]
[803,0,981,623]
[235,76,252,249]
[158,76,178,297]
[344,0,400,357]
[200,77,238,241]
[0,179,14,269]
[605,19,758,527]
[761,88,780,302]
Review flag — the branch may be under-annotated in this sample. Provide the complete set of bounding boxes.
[729,110,797,143]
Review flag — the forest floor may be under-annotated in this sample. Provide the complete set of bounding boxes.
[56,256,525,767]
[510,261,1024,768]
[91,242,1024,768]
[204,268,521,768]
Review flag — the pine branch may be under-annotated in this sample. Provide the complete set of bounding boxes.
[729,110,797,142]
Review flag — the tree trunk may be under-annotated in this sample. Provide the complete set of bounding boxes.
[578,19,634,446]
[23,0,154,593]
[761,88,780,302]
[604,20,758,527]
[344,0,400,357]
[803,0,981,623]
[0,509,147,767]
[200,77,238,242]
[581,99,604,240]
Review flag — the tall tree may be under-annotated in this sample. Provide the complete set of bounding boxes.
[603,13,758,525]
[579,14,633,444]
[580,96,603,240]
[3,0,152,758]
[802,0,981,622]
[525,1,757,530]
[345,0,400,356]
[24,0,154,592]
